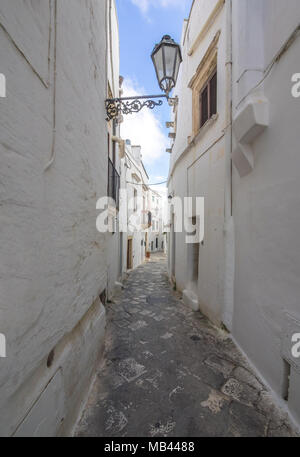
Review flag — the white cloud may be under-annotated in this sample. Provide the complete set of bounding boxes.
[131,0,149,14]
[120,79,169,167]
[131,0,189,15]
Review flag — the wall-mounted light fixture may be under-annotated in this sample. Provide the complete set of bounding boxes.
[106,35,182,121]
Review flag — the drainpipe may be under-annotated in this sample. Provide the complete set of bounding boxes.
[112,136,125,158]
[222,0,235,332]
[108,0,116,96]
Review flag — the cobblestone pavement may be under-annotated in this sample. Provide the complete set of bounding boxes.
[75,254,297,437]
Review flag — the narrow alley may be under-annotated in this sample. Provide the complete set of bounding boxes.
[75,254,296,438]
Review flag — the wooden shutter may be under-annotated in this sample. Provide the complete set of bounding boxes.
[200,85,208,128]
[209,72,217,117]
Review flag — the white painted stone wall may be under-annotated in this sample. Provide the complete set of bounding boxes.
[168,0,228,325]
[148,189,165,254]
[122,142,149,271]
[231,0,300,426]
[107,0,123,298]
[0,0,110,436]
[169,0,300,429]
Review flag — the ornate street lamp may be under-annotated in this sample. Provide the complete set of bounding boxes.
[105,35,182,121]
[151,35,182,97]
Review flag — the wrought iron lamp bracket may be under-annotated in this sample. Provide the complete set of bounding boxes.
[105,94,168,121]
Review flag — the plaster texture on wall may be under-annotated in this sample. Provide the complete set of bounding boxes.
[0,1,51,85]
[168,0,227,325]
[169,0,300,428]
[123,144,149,272]
[107,0,122,298]
[231,0,300,427]
[0,0,109,436]
[148,189,165,256]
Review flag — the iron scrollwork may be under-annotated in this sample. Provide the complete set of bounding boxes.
[106,95,167,121]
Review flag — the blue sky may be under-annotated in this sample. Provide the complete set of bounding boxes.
[116,0,193,186]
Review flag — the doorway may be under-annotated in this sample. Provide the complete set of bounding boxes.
[171,214,176,277]
[145,232,148,256]
[127,238,133,270]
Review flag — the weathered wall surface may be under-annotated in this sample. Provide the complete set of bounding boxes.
[107,0,122,298]
[231,0,300,426]
[168,0,227,325]
[124,144,149,271]
[0,0,108,436]
[148,190,165,254]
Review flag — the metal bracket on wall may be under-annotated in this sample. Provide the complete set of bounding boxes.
[105,94,168,121]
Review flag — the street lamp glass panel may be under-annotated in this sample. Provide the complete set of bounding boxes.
[173,49,181,84]
[152,46,164,82]
[151,35,182,96]
[164,45,177,79]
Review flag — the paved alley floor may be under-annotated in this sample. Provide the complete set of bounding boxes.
[75,254,297,437]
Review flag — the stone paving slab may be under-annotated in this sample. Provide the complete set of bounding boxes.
[75,254,298,437]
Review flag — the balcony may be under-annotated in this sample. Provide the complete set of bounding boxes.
[108,158,120,210]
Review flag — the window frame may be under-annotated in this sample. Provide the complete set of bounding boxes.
[199,69,217,129]
[134,188,138,212]
[188,31,220,138]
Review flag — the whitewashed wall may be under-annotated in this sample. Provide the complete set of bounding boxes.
[231,0,300,427]
[148,190,165,253]
[107,0,122,298]
[0,0,108,436]
[124,144,149,270]
[168,0,228,325]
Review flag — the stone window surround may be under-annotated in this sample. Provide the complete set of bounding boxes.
[189,30,220,139]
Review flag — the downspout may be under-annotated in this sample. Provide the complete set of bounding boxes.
[44,0,57,171]
[112,136,125,158]
[222,0,235,331]
[109,0,115,96]
[105,0,110,298]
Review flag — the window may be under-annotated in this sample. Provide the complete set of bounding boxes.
[199,71,217,128]
[112,120,117,166]
[189,30,220,137]
[134,189,137,212]
[108,158,120,210]
[156,238,158,249]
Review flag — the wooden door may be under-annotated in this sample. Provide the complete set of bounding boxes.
[127,238,133,270]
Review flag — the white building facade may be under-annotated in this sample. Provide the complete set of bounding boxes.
[168,0,300,428]
[168,0,229,323]
[106,0,124,299]
[121,141,150,272]
[0,0,120,436]
[148,189,166,254]
[231,0,300,428]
